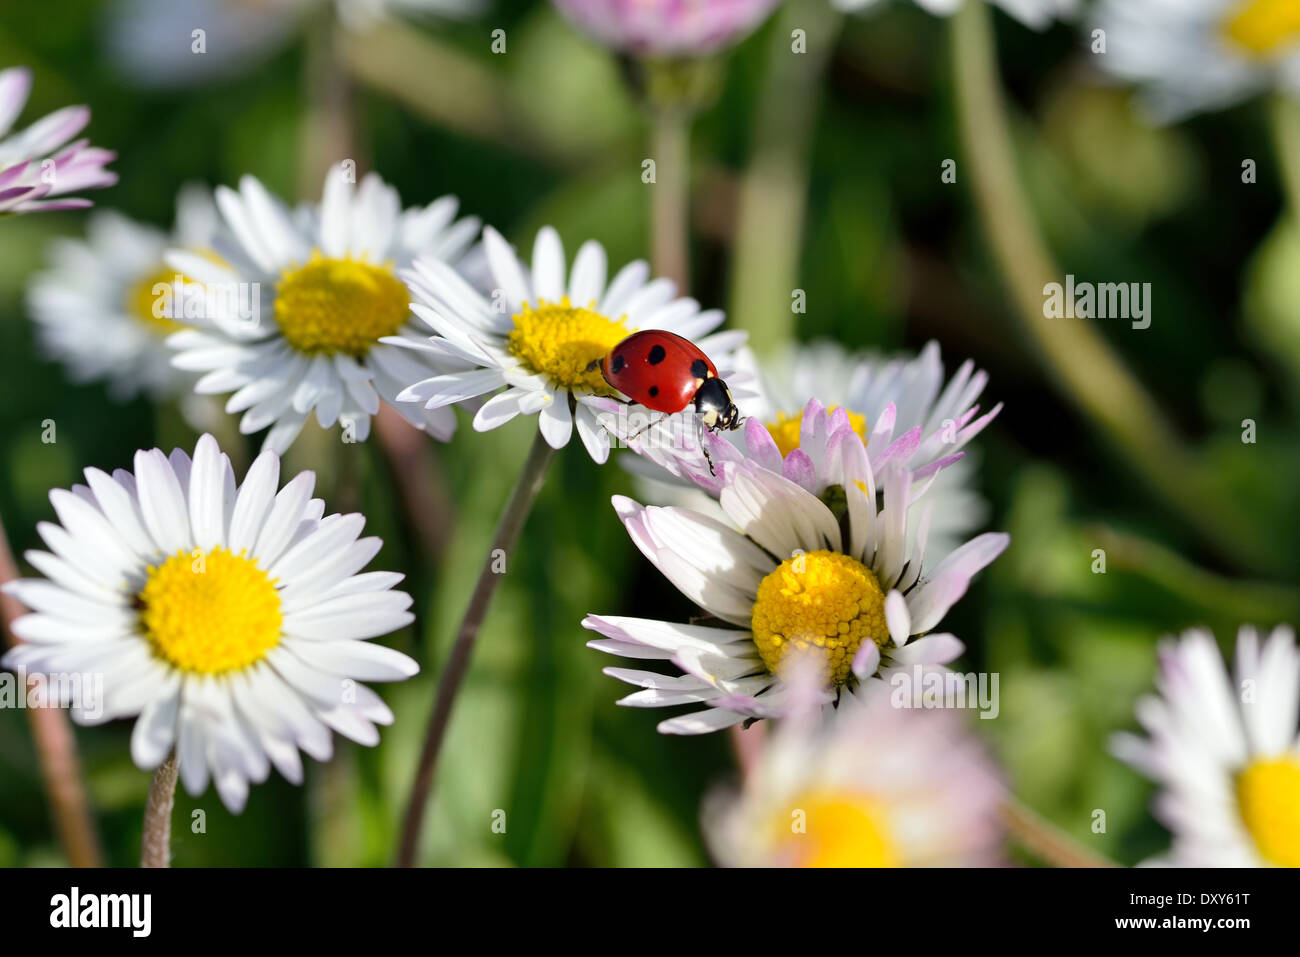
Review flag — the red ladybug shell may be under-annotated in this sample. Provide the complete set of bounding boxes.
[601,330,719,414]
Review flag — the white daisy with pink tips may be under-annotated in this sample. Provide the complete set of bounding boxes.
[584,445,1009,734]
[704,663,1005,867]
[617,340,999,554]
[0,67,116,214]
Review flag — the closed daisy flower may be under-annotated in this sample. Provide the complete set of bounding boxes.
[1112,625,1300,867]
[1,434,419,813]
[1095,0,1300,121]
[0,67,116,214]
[28,185,219,401]
[584,446,1009,734]
[394,225,746,463]
[704,669,1004,867]
[833,0,1076,32]
[166,164,481,452]
[550,0,783,57]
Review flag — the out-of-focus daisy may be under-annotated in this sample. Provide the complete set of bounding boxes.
[584,448,1009,733]
[1112,625,1300,867]
[105,0,486,88]
[705,668,1004,866]
[166,164,481,452]
[1095,0,1300,122]
[550,0,783,57]
[28,185,220,401]
[0,67,116,214]
[1,434,419,813]
[394,225,746,463]
[626,341,998,554]
[833,0,1076,32]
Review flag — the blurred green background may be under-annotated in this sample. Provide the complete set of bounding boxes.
[2,0,1299,867]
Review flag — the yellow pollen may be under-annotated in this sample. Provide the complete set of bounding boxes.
[765,405,868,459]
[507,296,629,394]
[750,549,887,686]
[774,790,901,867]
[274,251,410,357]
[1235,756,1300,867]
[138,546,282,675]
[126,264,190,336]
[1223,0,1300,57]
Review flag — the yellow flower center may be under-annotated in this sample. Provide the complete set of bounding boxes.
[750,549,887,686]
[138,546,282,675]
[1236,755,1300,867]
[1223,0,1300,57]
[774,790,901,867]
[507,296,628,394]
[274,251,410,357]
[765,405,868,459]
[126,265,189,336]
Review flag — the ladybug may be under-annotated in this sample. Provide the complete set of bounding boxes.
[592,330,741,471]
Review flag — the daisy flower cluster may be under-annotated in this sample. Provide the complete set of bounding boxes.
[10,0,1291,874]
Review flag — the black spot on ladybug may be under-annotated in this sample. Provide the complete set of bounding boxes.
[611,354,626,374]
[647,344,667,365]
[690,359,708,379]
[648,385,659,398]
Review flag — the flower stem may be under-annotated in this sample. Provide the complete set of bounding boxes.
[0,510,103,868]
[395,429,556,866]
[1271,95,1300,214]
[1000,796,1115,868]
[650,106,691,291]
[949,0,1273,572]
[301,6,362,196]
[140,753,179,868]
[728,0,842,356]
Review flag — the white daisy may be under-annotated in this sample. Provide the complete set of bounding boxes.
[584,448,1009,733]
[1094,0,1300,122]
[28,185,220,401]
[1112,624,1300,867]
[165,164,482,453]
[105,0,486,88]
[624,340,998,555]
[0,67,116,214]
[0,434,419,813]
[832,0,1076,32]
[393,225,747,464]
[704,668,1004,866]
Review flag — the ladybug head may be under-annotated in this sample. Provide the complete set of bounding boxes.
[694,377,740,432]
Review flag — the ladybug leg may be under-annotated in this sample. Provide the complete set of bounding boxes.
[585,358,601,372]
[627,411,666,442]
[696,415,716,477]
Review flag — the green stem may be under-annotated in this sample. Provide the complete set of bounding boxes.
[650,107,691,291]
[950,0,1271,571]
[1271,95,1300,214]
[728,0,843,356]
[395,429,556,867]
